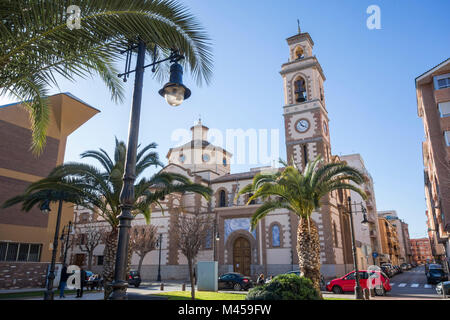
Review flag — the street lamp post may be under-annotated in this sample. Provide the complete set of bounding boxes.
[109,40,191,300]
[212,215,220,262]
[42,198,64,300]
[345,196,369,300]
[157,234,162,282]
[61,221,72,265]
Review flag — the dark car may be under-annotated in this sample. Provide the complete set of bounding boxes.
[127,270,142,288]
[425,263,442,274]
[426,268,448,284]
[218,272,253,291]
[380,266,391,278]
[436,281,450,295]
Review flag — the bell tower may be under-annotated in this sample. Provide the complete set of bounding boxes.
[281,26,331,169]
[281,25,351,276]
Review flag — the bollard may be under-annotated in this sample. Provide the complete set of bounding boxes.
[182,283,186,291]
[160,283,164,291]
[369,288,375,297]
[363,288,370,300]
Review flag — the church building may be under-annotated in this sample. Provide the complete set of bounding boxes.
[73,27,356,280]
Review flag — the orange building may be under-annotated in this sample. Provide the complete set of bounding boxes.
[410,238,433,265]
[0,93,98,289]
[377,217,400,265]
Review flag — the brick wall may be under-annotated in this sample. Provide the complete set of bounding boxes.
[0,262,47,289]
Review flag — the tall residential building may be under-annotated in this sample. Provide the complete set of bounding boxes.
[340,154,382,268]
[410,238,433,265]
[416,58,450,271]
[401,221,412,264]
[377,216,401,265]
[378,211,411,264]
[0,93,98,289]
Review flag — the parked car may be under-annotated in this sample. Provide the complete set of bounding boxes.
[394,265,402,274]
[426,268,448,285]
[326,270,391,296]
[380,265,391,278]
[218,272,253,291]
[127,270,142,288]
[407,264,412,270]
[400,263,408,271]
[381,264,395,277]
[436,281,450,295]
[86,274,103,290]
[285,270,300,276]
[425,263,442,274]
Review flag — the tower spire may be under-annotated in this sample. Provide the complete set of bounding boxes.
[297,19,301,34]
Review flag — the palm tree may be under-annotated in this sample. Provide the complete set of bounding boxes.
[0,0,213,154]
[48,138,212,299]
[238,156,367,292]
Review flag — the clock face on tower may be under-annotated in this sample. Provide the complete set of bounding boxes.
[295,119,310,133]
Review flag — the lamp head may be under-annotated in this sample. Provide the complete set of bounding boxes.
[159,62,191,107]
[361,213,370,226]
[40,199,51,214]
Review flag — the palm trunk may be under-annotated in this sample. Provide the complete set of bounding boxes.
[126,241,133,276]
[297,216,322,295]
[103,229,118,300]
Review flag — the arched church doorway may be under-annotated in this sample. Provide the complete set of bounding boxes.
[233,237,251,276]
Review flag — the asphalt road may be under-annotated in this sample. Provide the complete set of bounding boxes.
[382,265,446,300]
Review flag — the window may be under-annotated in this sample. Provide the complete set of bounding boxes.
[303,144,308,165]
[445,131,450,147]
[0,242,42,262]
[294,77,307,103]
[28,244,41,262]
[97,255,104,266]
[294,46,305,60]
[6,243,18,261]
[345,272,355,280]
[17,244,30,261]
[205,229,212,249]
[436,77,450,89]
[438,102,450,117]
[219,190,227,207]
[272,225,281,247]
[333,222,339,247]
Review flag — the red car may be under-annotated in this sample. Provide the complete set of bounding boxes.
[326,270,391,296]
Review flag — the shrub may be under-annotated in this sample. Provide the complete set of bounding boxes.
[246,274,321,300]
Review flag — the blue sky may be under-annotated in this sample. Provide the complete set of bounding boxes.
[2,0,449,239]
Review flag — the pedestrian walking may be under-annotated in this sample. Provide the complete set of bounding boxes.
[76,268,87,298]
[59,264,70,298]
[257,273,265,286]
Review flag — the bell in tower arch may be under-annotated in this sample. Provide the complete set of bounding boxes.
[294,78,307,103]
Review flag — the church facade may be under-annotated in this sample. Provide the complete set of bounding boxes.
[72,28,356,281]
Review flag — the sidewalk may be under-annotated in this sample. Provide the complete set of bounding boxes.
[1,281,194,300]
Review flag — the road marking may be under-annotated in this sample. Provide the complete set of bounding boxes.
[424,284,432,289]
[390,283,395,286]
[411,284,419,288]
[398,283,407,287]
